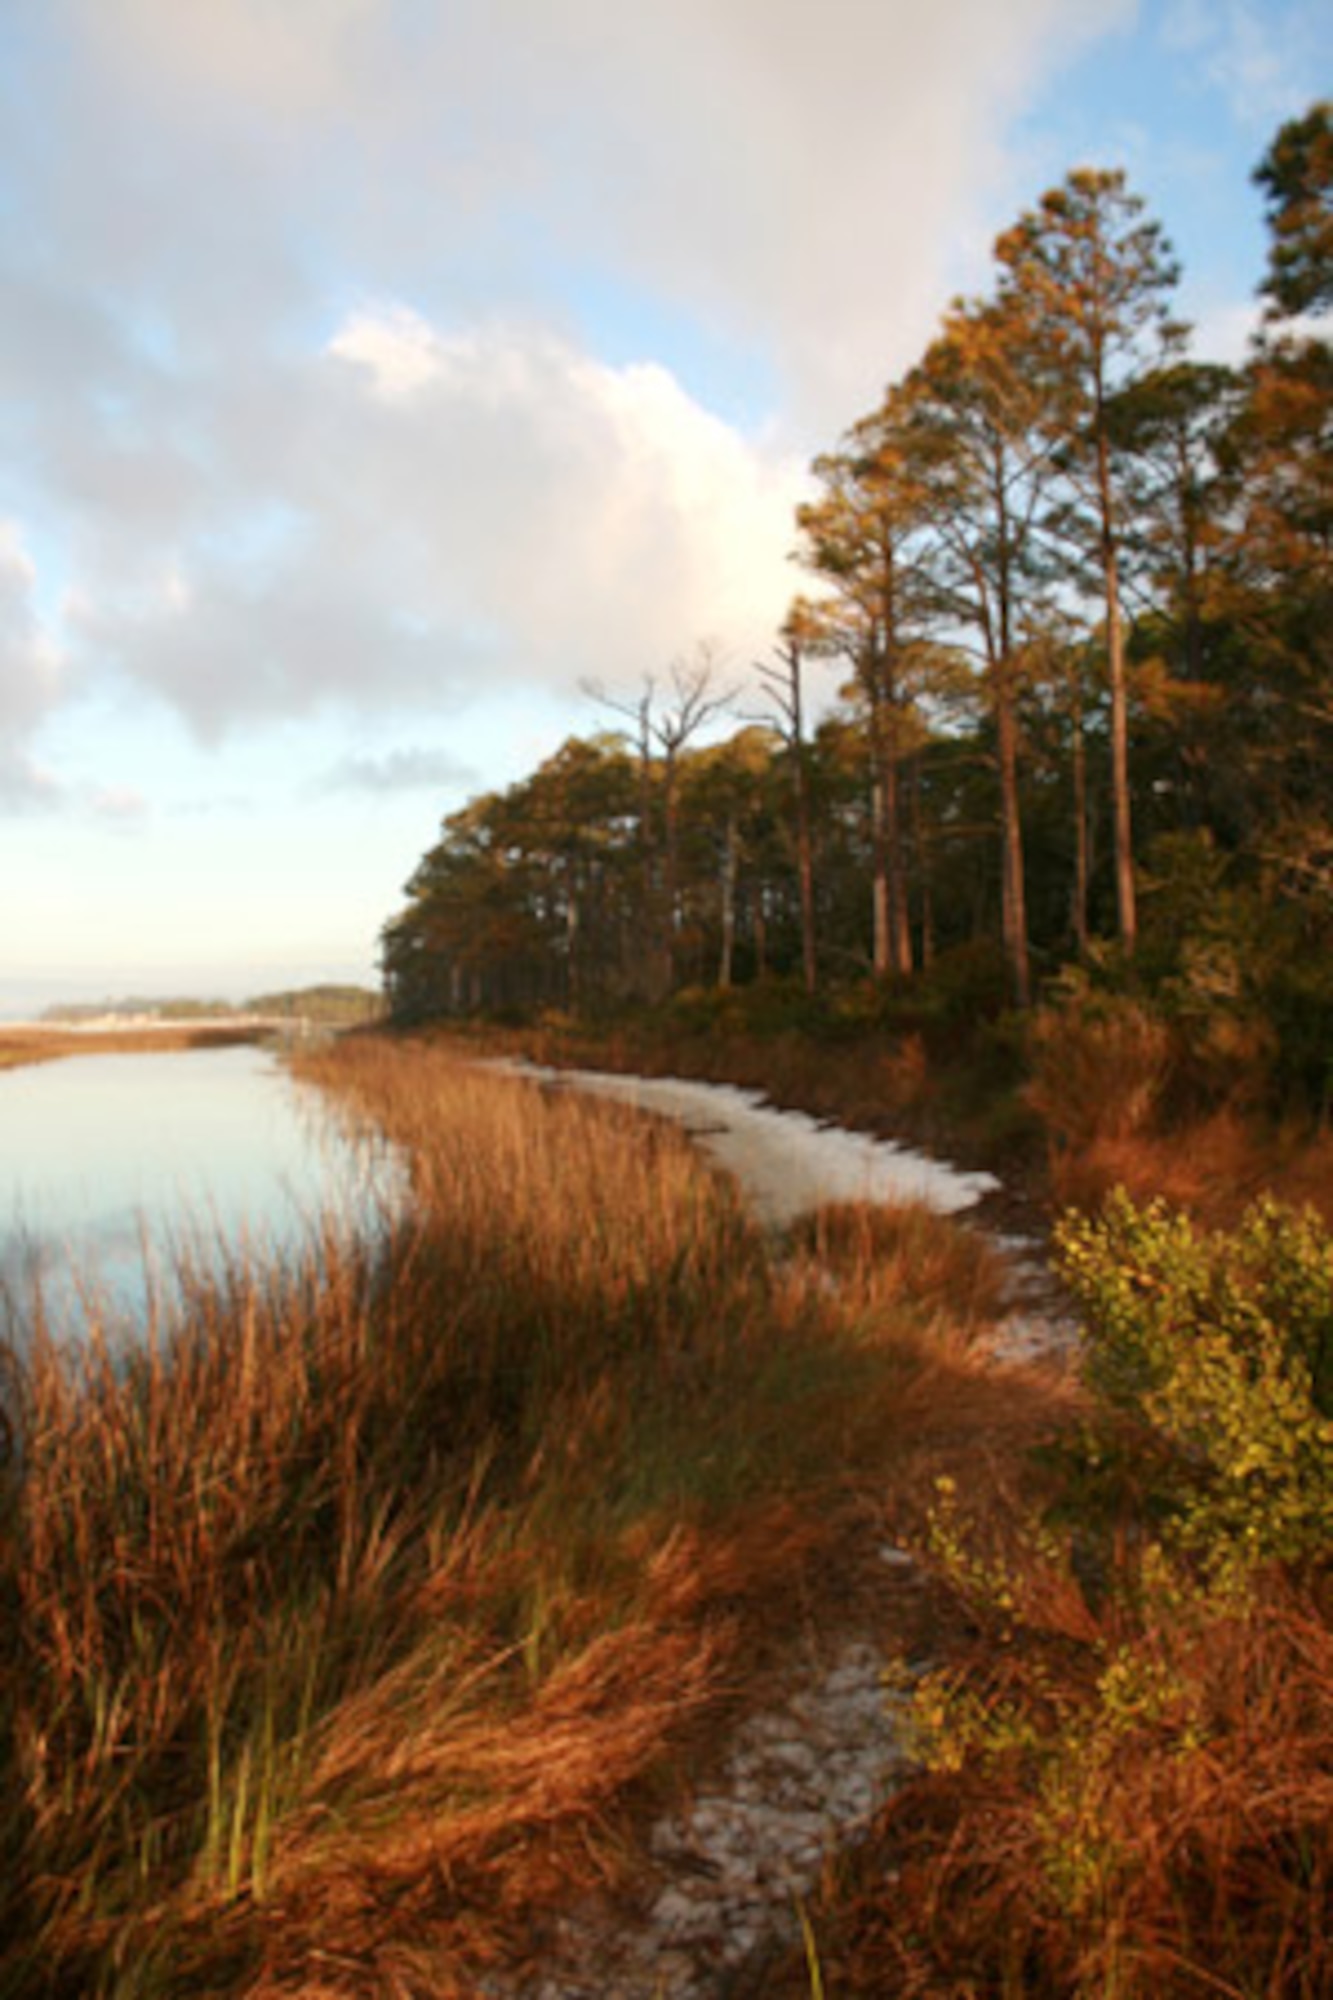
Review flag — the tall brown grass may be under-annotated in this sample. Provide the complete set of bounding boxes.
[1024,994,1333,1227]
[787,1559,1333,1998]
[761,1186,1333,2000]
[0,1024,264,1070]
[0,1036,1024,1997]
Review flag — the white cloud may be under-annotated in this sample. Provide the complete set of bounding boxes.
[44,0,1132,420]
[318,746,478,796]
[0,520,67,807]
[79,0,381,120]
[1190,297,1264,364]
[68,312,807,736]
[4,0,1163,764]
[330,308,449,401]
[85,783,150,822]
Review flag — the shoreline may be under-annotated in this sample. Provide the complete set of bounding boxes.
[0,1022,275,1071]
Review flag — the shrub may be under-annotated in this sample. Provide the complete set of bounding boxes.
[1056,1190,1333,1571]
[848,1191,1333,1998]
[1026,986,1176,1152]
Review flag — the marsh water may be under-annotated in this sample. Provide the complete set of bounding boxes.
[0,1043,394,1337]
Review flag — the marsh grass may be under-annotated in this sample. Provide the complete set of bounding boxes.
[785,1200,1011,1341]
[458,991,1333,1229]
[0,1025,263,1071]
[367,1024,1333,1997]
[0,1036,1020,1997]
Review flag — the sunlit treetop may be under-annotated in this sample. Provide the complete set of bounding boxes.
[1255,99,1333,320]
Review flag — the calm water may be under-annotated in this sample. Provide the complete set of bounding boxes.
[0,1044,396,1336]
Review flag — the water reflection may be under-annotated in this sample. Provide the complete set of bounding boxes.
[0,1044,400,1341]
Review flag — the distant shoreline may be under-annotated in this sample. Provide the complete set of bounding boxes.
[0,1023,269,1070]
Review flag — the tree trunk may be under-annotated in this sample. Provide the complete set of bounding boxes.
[870,775,891,979]
[1098,429,1137,952]
[663,753,681,990]
[794,742,817,995]
[911,755,935,969]
[718,812,738,989]
[885,743,913,977]
[868,684,891,979]
[994,664,1031,1008]
[1071,672,1090,958]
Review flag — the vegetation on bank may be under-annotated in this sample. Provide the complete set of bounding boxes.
[0,1027,1328,1995]
[0,1023,268,1072]
[392,984,1333,1993]
[36,985,383,1029]
[428,957,1333,1236]
[381,104,1332,1161]
[771,1188,1333,1999]
[0,1036,1035,1997]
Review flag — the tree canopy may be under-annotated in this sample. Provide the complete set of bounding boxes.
[382,107,1332,1110]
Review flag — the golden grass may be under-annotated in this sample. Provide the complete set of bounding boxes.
[785,1199,1011,1339]
[0,1034,1039,1997]
[0,1024,264,1070]
[350,1019,1333,1999]
[26,1027,1321,1998]
[1050,1112,1333,1230]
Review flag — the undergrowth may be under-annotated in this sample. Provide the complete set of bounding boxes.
[14,1030,1323,1996]
[446,963,1333,1230]
[784,1191,1333,2000]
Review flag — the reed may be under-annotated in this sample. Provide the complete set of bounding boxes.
[0,1035,1016,1996]
[0,1025,262,1070]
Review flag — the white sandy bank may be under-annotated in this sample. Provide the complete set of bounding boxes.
[497,1063,999,1228]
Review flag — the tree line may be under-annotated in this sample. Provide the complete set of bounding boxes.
[382,103,1331,1097]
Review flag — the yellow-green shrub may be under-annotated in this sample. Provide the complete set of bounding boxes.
[1057,1191,1333,1570]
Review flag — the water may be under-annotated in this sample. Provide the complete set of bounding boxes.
[0,1043,397,1339]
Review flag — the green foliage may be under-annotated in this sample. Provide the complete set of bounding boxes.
[1254,98,1333,318]
[1057,1191,1333,1569]
[381,99,1333,1139]
[899,1305,1333,1995]
[1261,949,1333,1114]
[664,977,825,1040]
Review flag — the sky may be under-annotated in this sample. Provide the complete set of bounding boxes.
[0,0,1328,1015]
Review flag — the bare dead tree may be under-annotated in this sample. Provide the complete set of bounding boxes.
[583,642,737,995]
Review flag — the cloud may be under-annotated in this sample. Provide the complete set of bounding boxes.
[78,0,380,121]
[41,0,1132,416]
[67,312,807,736]
[6,0,1140,751]
[1190,297,1264,364]
[318,745,478,797]
[85,783,150,822]
[0,520,67,808]
[0,753,63,814]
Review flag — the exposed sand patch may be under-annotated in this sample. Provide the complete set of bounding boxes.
[497,1063,1000,1227]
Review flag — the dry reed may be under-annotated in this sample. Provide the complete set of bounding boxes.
[0,1036,1009,1996]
